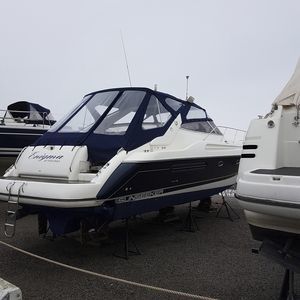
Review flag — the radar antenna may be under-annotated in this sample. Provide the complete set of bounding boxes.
[120,31,132,87]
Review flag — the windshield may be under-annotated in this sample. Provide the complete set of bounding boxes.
[49,95,91,132]
[58,91,118,133]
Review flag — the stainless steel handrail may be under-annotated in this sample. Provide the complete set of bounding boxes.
[0,109,52,128]
[203,125,246,144]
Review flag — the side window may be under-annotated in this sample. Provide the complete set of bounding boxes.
[165,98,182,111]
[142,96,172,130]
[182,105,222,135]
[186,106,206,119]
[182,119,222,135]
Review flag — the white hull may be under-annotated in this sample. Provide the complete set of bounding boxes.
[0,126,240,208]
[237,85,300,239]
[240,204,300,235]
[0,173,237,208]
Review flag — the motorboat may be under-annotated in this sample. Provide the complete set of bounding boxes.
[0,101,55,174]
[236,61,300,243]
[0,87,243,236]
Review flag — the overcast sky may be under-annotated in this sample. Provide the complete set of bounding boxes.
[1,0,300,130]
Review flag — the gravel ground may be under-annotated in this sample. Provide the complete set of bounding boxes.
[0,196,298,300]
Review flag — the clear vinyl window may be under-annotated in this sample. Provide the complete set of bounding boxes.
[94,90,146,135]
[142,96,172,130]
[186,106,207,119]
[182,119,222,135]
[182,105,222,134]
[48,95,90,132]
[58,91,118,133]
[165,98,182,111]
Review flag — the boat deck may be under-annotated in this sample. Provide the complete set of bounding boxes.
[252,167,300,176]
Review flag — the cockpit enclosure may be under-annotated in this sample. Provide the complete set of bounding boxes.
[36,87,221,167]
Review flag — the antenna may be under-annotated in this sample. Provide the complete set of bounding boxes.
[120,31,132,87]
[185,75,190,100]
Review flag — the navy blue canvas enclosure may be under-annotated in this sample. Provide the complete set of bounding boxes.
[34,87,216,165]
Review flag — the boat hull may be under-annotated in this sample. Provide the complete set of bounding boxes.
[0,148,239,235]
[98,155,240,200]
[237,167,300,240]
[19,177,235,235]
[236,105,300,241]
[0,154,240,206]
[236,195,300,238]
[249,223,300,244]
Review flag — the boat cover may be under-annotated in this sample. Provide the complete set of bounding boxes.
[7,101,55,123]
[273,59,300,107]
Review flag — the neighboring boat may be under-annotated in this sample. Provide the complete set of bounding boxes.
[0,101,55,174]
[236,60,300,243]
[0,87,243,236]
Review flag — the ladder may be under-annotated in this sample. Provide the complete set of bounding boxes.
[4,182,25,238]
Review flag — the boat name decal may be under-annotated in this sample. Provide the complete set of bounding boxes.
[115,189,164,203]
[28,152,64,162]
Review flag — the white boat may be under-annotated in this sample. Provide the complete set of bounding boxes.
[0,101,55,175]
[236,60,300,243]
[0,87,243,236]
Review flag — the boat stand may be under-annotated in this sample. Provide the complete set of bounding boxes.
[38,214,56,240]
[216,192,239,221]
[79,219,110,245]
[181,202,199,232]
[38,214,47,236]
[114,218,141,260]
[80,219,90,245]
[279,269,299,300]
[253,239,300,300]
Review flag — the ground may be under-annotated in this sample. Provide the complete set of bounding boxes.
[0,196,298,300]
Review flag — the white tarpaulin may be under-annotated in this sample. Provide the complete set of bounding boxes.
[273,59,300,107]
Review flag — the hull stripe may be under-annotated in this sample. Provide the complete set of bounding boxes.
[0,132,43,136]
[236,195,300,209]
